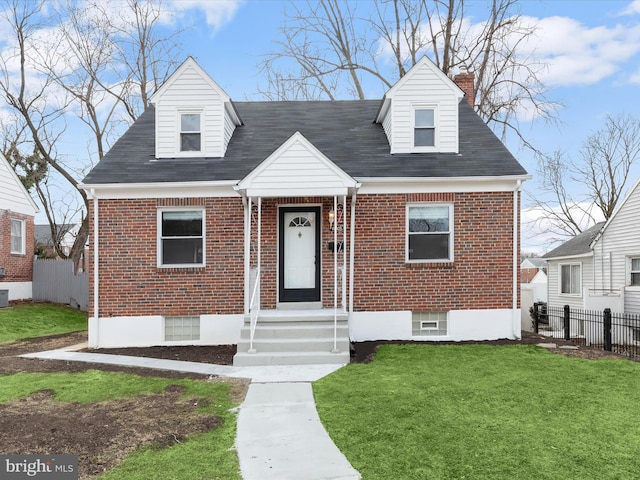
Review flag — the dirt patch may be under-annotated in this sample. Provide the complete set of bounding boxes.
[0,385,220,479]
[0,332,248,479]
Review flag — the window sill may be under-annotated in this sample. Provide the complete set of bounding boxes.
[158,265,206,274]
[559,293,582,298]
[406,261,454,269]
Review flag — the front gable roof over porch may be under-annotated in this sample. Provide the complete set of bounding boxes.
[236,132,359,198]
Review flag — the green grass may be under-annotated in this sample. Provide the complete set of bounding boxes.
[0,370,241,480]
[0,303,87,343]
[314,344,640,480]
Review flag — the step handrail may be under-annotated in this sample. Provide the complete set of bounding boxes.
[248,269,260,353]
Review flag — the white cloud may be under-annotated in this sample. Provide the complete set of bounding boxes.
[517,15,640,88]
[168,0,243,30]
[621,0,640,15]
[521,203,605,254]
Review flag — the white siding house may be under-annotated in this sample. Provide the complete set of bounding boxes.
[590,177,640,314]
[543,223,603,312]
[0,152,38,300]
[544,177,640,315]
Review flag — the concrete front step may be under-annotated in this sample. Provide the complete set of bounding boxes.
[233,310,351,366]
[240,324,349,340]
[237,337,350,354]
[233,350,351,366]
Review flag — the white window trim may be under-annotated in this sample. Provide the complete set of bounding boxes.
[157,207,206,268]
[558,262,582,297]
[628,256,640,288]
[406,203,454,263]
[411,104,438,152]
[10,218,26,255]
[176,109,204,156]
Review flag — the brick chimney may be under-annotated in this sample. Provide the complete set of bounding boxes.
[453,72,475,108]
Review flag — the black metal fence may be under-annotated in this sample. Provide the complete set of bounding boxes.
[532,303,640,359]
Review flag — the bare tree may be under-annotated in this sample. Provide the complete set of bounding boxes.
[259,0,558,146]
[0,0,183,270]
[532,114,640,241]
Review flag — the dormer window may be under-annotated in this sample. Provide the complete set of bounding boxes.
[414,107,436,149]
[180,112,202,152]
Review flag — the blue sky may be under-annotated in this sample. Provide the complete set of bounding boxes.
[9,0,640,253]
[172,0,640,253]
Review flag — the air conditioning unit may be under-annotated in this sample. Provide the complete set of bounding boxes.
[0,290,8,308]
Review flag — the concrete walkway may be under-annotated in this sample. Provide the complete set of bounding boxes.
[21,348,361,480]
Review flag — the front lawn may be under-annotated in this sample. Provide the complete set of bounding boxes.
[314,344,640,479]
[0,370,241,479]
[0,303,87,343]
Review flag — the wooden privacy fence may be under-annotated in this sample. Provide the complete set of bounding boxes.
[33,258,88,311]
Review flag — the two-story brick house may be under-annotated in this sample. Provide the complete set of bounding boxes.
[0,152,38,301]
[80,56,529,365]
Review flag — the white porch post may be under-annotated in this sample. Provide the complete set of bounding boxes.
[243,197,251,315]
[342,194,347,309]
[332,195,340,353]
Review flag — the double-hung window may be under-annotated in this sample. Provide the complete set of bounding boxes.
[414,107,436,149]
[631,258,640,286]
[407,204,453,262]
[179,112,201,152]
[560,263,581,295]
[10,218,25,254]
[158,209,204,266]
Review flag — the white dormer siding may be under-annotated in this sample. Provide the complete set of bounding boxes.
[151,58,241,159]
[377,57,463,155]
[0,152,38,216]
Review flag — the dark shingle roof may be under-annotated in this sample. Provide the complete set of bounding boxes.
[82,100,526,184]
[34,224,75,245]
[542,222,605,259]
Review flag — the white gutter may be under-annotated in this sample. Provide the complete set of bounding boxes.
[513,180,521,339]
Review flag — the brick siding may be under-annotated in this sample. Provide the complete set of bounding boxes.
[89,191,519,317]
[0,209,34,282]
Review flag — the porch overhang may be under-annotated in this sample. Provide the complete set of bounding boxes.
[234,131,360,198]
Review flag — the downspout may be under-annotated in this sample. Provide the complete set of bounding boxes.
[348,192,356,318]
[512,181,521,339]
[91,189,99,347]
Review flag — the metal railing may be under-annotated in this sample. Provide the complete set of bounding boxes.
[248,268,260,354]
[533,303,640,358]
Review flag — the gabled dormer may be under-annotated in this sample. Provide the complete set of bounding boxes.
[150,57,242,159]
[375,56,464,154]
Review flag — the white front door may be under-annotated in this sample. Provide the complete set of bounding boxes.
[279,207,321,302]
[284,212,316,288]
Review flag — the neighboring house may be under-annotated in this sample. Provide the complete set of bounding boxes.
[542,222,605,312]
[544,177,640,317]
[80,56,529,364]
[0,152,38,301]
[35,223,78,257]
[520,257,546,283]
[589,177,640,314]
